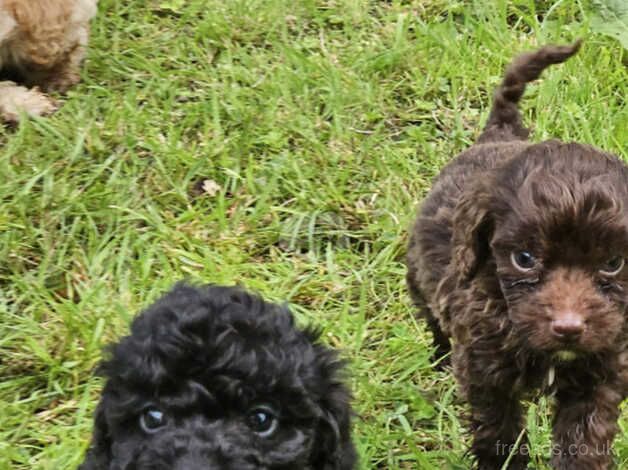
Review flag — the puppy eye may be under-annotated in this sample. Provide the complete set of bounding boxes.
[600,256,624,276]
[511,250,536,272]
[246,405,278,437]
[140,407,167,433]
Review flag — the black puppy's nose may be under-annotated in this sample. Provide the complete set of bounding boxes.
[551,313,584,341]
[174,456,220,470]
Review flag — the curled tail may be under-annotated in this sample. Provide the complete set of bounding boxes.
[477,40,582,143]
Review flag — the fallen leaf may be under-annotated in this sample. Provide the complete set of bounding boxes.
[201,179,221,197]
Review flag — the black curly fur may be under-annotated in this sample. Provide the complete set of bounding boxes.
[80,283,357,469]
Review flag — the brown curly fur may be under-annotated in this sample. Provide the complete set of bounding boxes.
[0,0,97,122]
[407,41,628,470]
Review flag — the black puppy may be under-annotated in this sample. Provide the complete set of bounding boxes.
[80,283,357,469]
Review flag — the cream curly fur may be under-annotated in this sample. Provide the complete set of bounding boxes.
[0,0,97,123]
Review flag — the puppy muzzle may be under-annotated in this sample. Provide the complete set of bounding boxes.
[172,454,253,470]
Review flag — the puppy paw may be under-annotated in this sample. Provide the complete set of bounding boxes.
[0,82,58,123]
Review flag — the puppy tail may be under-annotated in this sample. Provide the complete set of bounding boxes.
[477,40,582,143]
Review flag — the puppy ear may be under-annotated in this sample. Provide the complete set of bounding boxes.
[450,184,493,283]
[79,401,111,470]
[312,388,357,469]
[309,346,357,470]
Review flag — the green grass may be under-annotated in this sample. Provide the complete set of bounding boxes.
[1,0,627,468]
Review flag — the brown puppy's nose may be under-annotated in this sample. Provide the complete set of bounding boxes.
[551,313,584,341]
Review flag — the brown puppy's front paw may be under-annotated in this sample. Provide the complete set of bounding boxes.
[0,82,58,123]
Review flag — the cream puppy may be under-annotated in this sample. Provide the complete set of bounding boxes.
[0,0,97,122]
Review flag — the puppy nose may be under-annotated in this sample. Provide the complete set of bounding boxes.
[551,313,584,341]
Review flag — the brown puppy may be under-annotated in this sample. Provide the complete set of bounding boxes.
[407,42,628,470]
[0,0,97,122]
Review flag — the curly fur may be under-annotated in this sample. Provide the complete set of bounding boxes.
[0,0,97,122]
[80,283,357,470]
[407,42,628,470]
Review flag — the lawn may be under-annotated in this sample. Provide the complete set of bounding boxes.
[1,0,627,468]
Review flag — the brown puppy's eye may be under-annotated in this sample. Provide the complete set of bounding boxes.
[511,250,536,272]
[600,257,624,276]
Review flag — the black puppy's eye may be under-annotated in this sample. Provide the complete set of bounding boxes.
[511,250,536,272]
[140,407,167,433]
[246,405,278,437]
[600,256,624,276]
